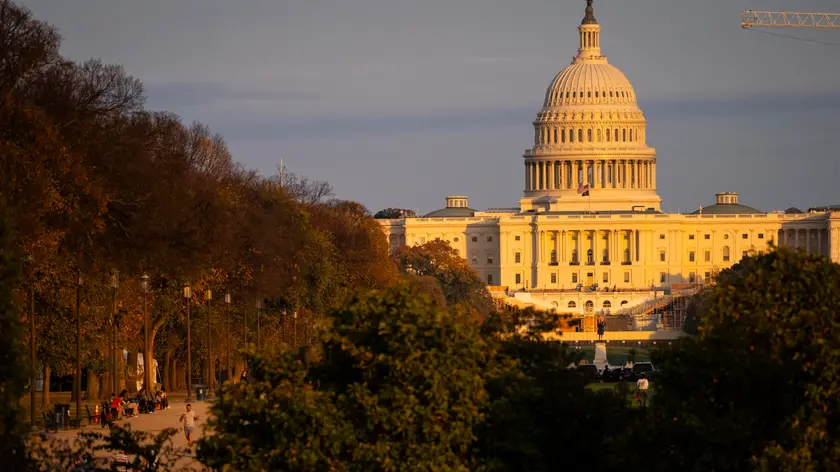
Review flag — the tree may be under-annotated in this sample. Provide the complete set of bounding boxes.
[623,247,840,471]
[373,208,416,219]
[393,240,494,319]
[199,284,490,471]
[0,211,30,469]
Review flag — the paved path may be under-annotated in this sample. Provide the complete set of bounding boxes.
[48,397,211,470]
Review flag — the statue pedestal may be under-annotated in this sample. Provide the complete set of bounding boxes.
[593,342,608,371]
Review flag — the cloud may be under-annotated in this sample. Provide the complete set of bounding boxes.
[144,81,319,108]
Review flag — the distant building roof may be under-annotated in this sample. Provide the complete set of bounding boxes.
[785,207,804,214]
[807,205,840,213]
[690,192,763,215]
[423,196,476,218]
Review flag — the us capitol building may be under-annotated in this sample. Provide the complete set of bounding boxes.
[379,1,840,315]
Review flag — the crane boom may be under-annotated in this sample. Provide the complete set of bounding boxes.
[742,10,840,29]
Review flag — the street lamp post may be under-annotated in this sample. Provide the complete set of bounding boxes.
[140,275,151,392]
[29,287,36,431]
[110,270,119,395]
[75,272,82,426]
[224,293,231,384]
[205,289,214,399]
[183,285,192,402]
[255,298,262,349]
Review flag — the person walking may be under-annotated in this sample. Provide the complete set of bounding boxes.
[179,404,199,448]
[636,374,650,407]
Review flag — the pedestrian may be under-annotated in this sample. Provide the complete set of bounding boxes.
[636,374,650,407]
[179,403,199,448]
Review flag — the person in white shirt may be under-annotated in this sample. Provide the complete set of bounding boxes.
[179,404,199,448]
[636,375,650,407]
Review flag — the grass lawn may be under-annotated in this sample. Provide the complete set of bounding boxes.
[572,346,652,367]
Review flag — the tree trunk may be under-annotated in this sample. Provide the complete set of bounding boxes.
[126,351,139,393]
[233,359,246,384]
[176,362,184,391]
[163,351,171,392]
[89,373,101,401]
[144,331,156,393]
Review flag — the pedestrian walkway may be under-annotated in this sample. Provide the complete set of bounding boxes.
[48,396,210,469]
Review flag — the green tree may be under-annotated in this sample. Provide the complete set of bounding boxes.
[199,284,490,471]
[0,212,29,469]
[624,247,840,471]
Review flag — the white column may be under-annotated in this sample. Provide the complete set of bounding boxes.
[525,163,531,190]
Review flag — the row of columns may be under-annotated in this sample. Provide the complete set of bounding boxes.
[537,229,641,265]
[525,159,655,191]
[779,228,829,257]
[536,125,645,146]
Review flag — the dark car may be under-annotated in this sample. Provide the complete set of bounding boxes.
[601,367,624,382]
[627,362,656,381]
[576,364,600,383]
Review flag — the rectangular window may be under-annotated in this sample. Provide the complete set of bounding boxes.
[515,235,521,241]
[487,257,493,265]
[742,234,748,239]
[487,236,493,242]
[572,273,578,284]
[758,234,764,239]
[515,274,521,284]
[689,251,695,262]
[704,272,711,284]
[487,274,493,284]
[659,234,665,240]
[551,273,557,284]
[471,257,478,265]
[705,251,711,262]
[472,236,478,242]
[705,234,710,240]
[689,234,695,240]
[624,272,630,283]
[659,251,666,262]
[602,272,609,283]
[515,252,521,264]
[660,272,666,283]
[689,272,696,283]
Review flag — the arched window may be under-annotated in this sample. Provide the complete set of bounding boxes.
[569,129,574,143]
[568,301,577,308]
[587,91,591,98]
[584,300,594,312]
[578,129,583,142]
[620,300,628,306]
[587,129,592,142]
[587,249,594,264]
[595,91,599,98]
[553,127,558,144]
[629,129,633,141]
[566,91,570,98]
[622,129,627,142]
[723,246,731,262]
[597,129,602,142]
[561,128,566,143]
[614,129,619,141]
[606,129,611,142]
[610,91,613,97]
[603,301,611,308]
[573,91,576,98]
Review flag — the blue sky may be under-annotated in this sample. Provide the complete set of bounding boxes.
[22,0,840,214]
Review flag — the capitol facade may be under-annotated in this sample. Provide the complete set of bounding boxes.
[379,1,840,315]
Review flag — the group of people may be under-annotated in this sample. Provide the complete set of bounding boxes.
[105,388,169,424]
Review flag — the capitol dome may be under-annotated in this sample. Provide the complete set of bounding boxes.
[521,0,661,214]
[543,62,637,108]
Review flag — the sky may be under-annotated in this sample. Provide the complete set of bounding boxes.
[21,0,840,214]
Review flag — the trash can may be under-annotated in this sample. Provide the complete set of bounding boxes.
[55,403,70,429]
[195,385,206,401]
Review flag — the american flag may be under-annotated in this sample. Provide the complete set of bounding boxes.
[577,184,590,197]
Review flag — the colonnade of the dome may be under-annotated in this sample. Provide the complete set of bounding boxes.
[534,123,646,147]
[524,158,656,192]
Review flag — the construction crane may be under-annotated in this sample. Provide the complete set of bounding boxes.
[741,10,840,29]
